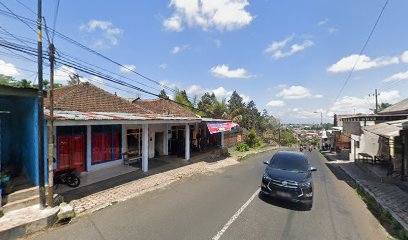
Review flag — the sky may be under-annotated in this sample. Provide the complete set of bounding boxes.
[1,0,408,124]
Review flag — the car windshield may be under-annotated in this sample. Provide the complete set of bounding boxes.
[269,153,308,172]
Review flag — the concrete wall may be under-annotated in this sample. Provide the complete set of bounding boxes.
[350,131,381,160]
[0,96,42,185]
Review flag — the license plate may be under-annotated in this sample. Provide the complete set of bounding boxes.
[275,191,291,198]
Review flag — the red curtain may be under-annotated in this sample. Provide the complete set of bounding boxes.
[92,133,113,164]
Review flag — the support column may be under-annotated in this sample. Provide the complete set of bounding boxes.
[185,124,190,161]
[86,125,92,171]
[121,125,127,160]
[142,124,149,172]
[221,131,225,148]
[163,124,169,155]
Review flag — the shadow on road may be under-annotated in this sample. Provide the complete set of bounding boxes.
[258,192,310,212]
[325,162,356,188]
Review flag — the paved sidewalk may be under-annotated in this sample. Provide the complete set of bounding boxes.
[322,153,408,231]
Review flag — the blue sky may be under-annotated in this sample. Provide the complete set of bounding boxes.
[1,0,408,123]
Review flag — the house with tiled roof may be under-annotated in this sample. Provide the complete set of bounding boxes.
[45,82,201,174]
[132,98,198,118]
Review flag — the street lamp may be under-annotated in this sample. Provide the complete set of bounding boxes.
[313,111,323,126]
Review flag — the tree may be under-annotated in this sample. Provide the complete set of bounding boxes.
[197,92,227,118]
[158,89,169,99]
[228,91,245,113]
[68,74,81,86]
[371,102,392,114]
[174,90,193,110]
[0,74,15,86]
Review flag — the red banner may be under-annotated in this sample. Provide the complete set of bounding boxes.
[207,122,238,134]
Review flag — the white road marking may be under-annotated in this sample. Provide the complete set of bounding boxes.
[211,188,260,240]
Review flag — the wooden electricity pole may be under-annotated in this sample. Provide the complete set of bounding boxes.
[37,0,46,208]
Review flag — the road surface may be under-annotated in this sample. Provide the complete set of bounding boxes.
[26,150,389,240]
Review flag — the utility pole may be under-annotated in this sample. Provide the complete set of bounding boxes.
[375,88,378,114]
[47,42,55,207]
[369,89,379,113]
[37,0,46,208]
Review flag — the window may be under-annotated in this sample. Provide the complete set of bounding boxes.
[92,125,121,164]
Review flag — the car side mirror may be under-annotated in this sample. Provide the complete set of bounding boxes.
[309,166,317,172]
[263,160,269,165]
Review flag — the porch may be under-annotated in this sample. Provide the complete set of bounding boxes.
[57,149,223,202]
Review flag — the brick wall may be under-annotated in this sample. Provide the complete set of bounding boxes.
[223,131,242,148]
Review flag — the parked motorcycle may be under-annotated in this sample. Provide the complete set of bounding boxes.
[53,168,80,188]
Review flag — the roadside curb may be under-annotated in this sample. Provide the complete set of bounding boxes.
[336,164,408,232]
[321,153,408,232]
[236,146,278,161]
[0,207,59,240]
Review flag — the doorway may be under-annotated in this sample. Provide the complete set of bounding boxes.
[57,135,86,172]
[155,132,164,157]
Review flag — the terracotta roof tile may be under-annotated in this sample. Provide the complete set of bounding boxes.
[45,83,151,114]
[132,98,198,118]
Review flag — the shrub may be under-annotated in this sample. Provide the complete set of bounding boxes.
[246,130,262,148]
[236,143,250,152]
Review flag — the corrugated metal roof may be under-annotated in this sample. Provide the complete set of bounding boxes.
[380,98,408,114]
[363,119,408,138]
[44,110,201,121]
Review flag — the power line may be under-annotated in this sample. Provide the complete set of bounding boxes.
[333,0,389,103]
[0,39,207,113]
[0,1,36,33]
[0,6,184,97]
[51,0,60,41]
[15,0,35,15]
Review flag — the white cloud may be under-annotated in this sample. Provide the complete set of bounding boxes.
[0,59,19,76]
[210,64,252,79]
[272,40,314,59]
[160,80,181,90]
[317,18,328,26]
[266,100,285,107]
[119,64,136,73]
[159,63,168,69]
[163,0,253,32]
[264,35,294,54]
[264,35,314,60]
[213,39,222,48]
[54,65,87,84]
[330,90,400,114]
[328,27,338,34]
[314,94,324,98]
[401,51,408,63]
[383,70,408,82]
[172,45,189,54]
[80,20,123,48]
[163,15,183,32]
[276,85,312,99]
[327,54,399,73]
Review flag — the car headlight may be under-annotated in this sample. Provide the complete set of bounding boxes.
[299,181,311,188]
[263,173,271,180]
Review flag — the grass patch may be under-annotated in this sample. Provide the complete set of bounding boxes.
[355,187,408,240]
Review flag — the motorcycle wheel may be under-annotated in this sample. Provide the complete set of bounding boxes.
[65,175,80,188]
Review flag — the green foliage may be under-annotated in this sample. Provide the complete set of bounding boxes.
[0,74,63,89]
[159,89,169,99]
[174,90,193,110]
[279,129,298,146]
[197,92,228,118]
[236,143,250,152]
[371,102,392,114]
[246,129,264,148]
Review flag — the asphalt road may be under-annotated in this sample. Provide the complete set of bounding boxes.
[26,150,389,240]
